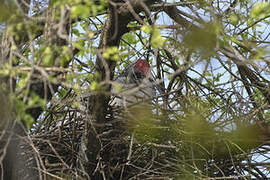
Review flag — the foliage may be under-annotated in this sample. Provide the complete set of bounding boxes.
[0,0,270,179]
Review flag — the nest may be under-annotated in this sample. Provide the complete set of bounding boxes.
[18,89,268,179]
[20,91,174,180]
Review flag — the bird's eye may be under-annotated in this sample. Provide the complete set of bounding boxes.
[134,71,144,79]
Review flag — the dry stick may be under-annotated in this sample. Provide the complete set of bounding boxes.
[38,169,65,180]
[221,48,269,123]
[165,6,270,124]
[27,136,47,179]
[237,15,270,35]
[17,67,72,72]
[119,132,134,180]
[127,132,135,164]
[47,140,69,169]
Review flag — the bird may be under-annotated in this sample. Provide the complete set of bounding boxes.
[55,59,158,127]
[110,59,156,108]
[77,60,159,171]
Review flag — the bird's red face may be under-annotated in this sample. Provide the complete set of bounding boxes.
[134,59,150,76]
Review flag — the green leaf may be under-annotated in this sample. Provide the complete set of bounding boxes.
[151,29,165,48]
[43,54,54,67]
[141,25,152,34]
[90,81,100,91]
[23,114,34,130]
[122,33,137,44]
[71,4,90,19]
[113,84,123,93]
[127,22,138,28]
[251,2,270,18]
[102,46,119,61]
[230,14,239,25]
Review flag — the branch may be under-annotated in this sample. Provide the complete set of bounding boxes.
[164,6,270,123]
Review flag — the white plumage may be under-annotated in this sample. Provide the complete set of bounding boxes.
[110,59,156,108]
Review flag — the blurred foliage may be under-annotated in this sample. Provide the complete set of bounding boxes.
[126,98,265,178]
[1,0,270,179]
[0,0,17,23]
[141,25,165,48]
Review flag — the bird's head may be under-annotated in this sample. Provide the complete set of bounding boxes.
[116,59,151,83]
[134,59,150,76]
